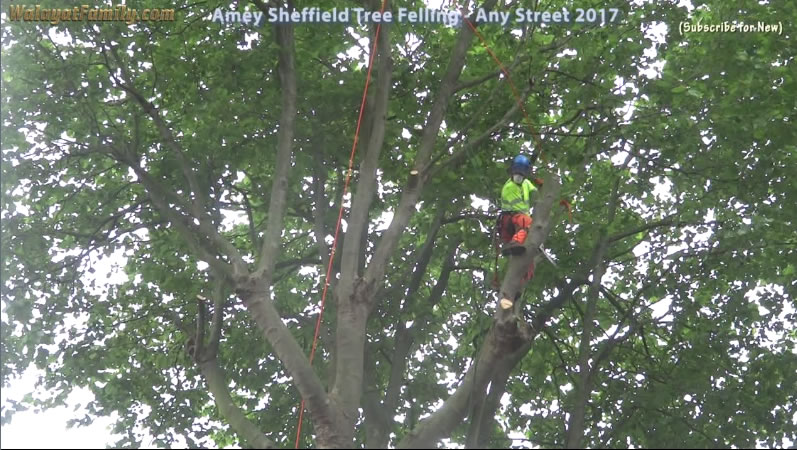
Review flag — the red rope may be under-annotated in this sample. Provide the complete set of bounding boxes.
[453,3,575,220]
[293,1,388,447]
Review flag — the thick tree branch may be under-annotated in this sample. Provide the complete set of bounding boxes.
[106,48,205,220]
[198,359,276,448]
[365,237,461,448]
[195,295,206,360]
[326,19,394,446]
[364,0,500,288]
[466,342,530,448]
[132,168,237,281]
[497,175,560,304]
[396,331,499,449]
[235,279,336,445]
[312,137,331,273]
[340,21,393,282]
[255,22,298,280]
[363,374,392,449]
[565,164,626,448]
[565,240,608,449]
[106,95,247,278]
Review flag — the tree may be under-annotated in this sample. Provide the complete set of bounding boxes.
[2,0,795,448]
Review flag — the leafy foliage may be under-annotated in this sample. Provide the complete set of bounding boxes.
[2,0,795,448]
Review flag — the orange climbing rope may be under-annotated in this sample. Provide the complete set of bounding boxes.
[457,2,576,288]
[293,0,388,447]
[453,1,574,225]
[453,0,545,161]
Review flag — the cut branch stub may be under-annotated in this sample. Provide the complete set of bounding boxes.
[408,169,419,189]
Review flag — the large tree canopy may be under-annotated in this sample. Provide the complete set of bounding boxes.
[2,0,795,448]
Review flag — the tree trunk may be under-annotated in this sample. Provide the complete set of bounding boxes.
[465,342,531,448]
[399,176,561,448]
[564,252,606,448]
[566,168,622,448]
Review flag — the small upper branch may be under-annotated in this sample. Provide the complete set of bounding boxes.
[454,69,501,93]
[430,83,531,179]
[427,239,462,305]
[441,212,494,225]
[405,207,446,302]
[533,278,589,331]
[544,68,598,87]
[442,76,507,152]
[454,50,532,94]
[105,48,205,220]
[606,217,722,244]
[412,1,493,174]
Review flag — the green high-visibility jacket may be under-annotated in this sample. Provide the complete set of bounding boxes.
[501,178,536,212]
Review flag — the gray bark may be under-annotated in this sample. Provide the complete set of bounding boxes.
[465,342,530,448]
[565,244,607,449]
[254,23,298,281]
[199,359,276,448]
[330,19,394,446]
[564,161,625,448]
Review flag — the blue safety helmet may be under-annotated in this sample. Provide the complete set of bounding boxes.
[510,154,531,174]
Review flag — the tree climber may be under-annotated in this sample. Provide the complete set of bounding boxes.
[498,154,540,256]
[490,154,546,290]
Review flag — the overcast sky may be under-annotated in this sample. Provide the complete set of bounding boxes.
[1,369,119,448]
